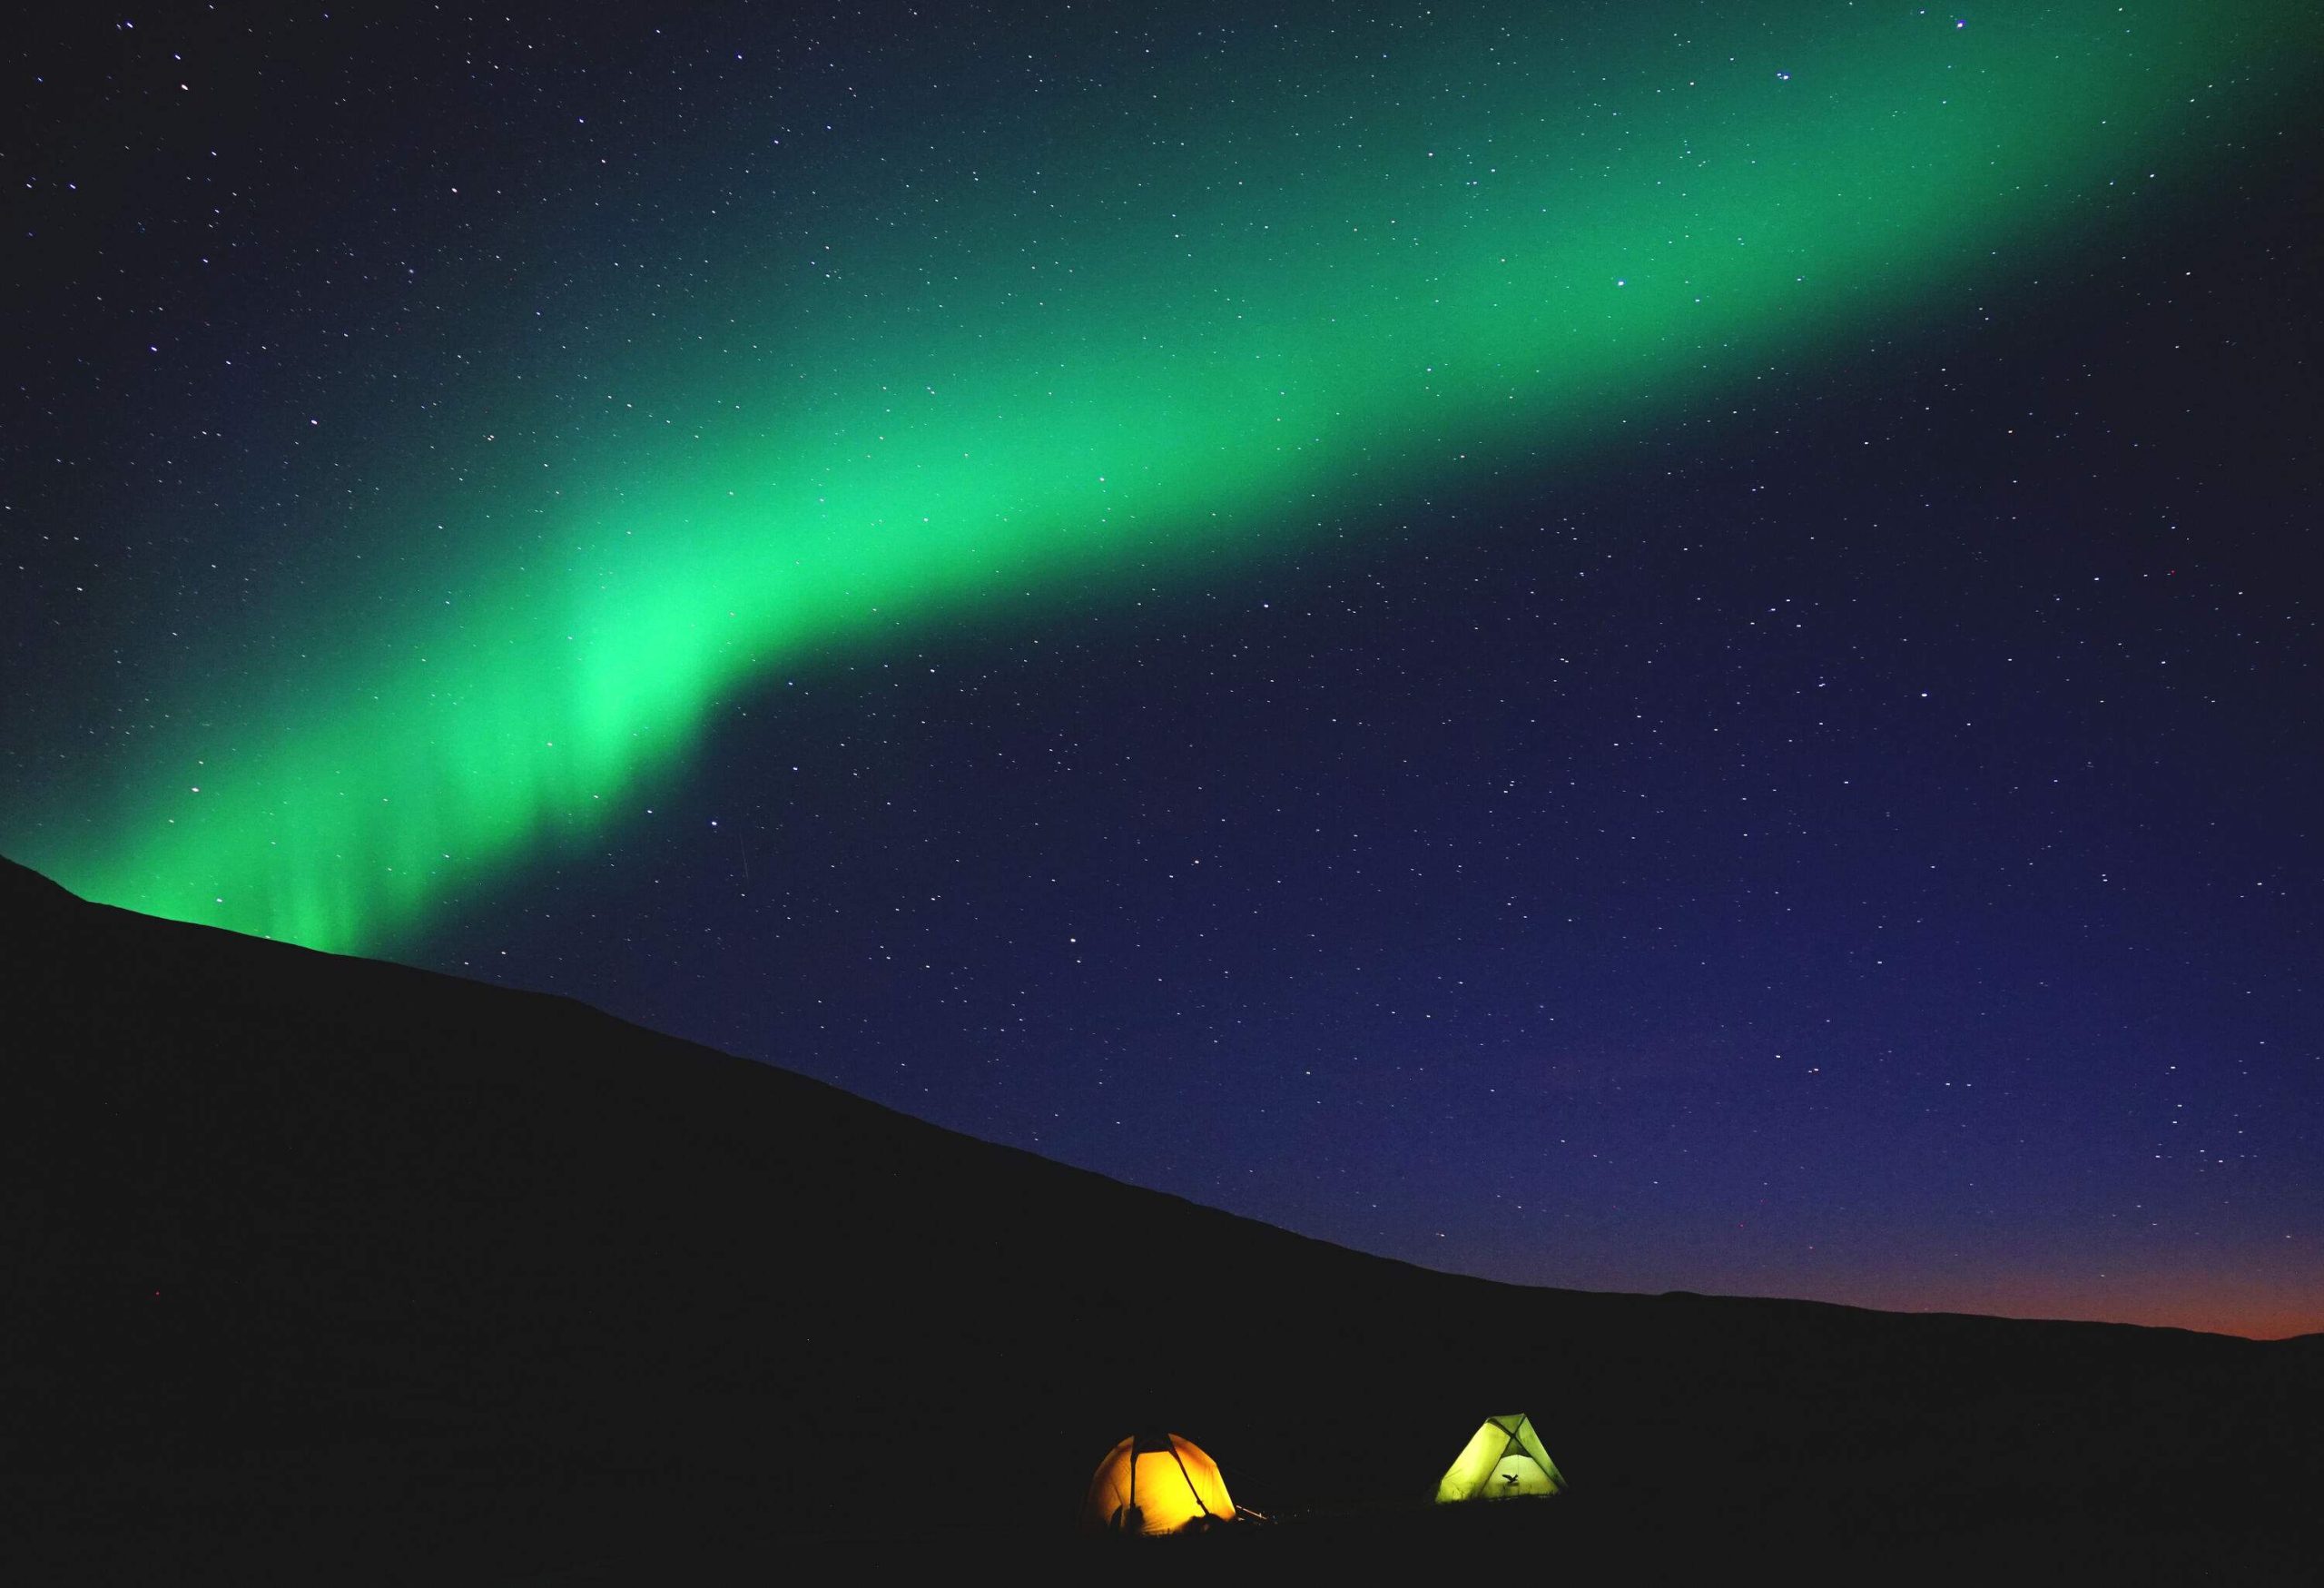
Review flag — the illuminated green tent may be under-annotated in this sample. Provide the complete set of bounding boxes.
[1433,1414,1567,1502]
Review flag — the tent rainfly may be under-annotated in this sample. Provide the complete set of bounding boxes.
[1083,1432,1236,1534]
[1434,1413,1568,1502]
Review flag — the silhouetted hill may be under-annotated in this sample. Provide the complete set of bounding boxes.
[5,856,2318,1578]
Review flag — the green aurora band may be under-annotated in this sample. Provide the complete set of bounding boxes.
[13,2,2315,952]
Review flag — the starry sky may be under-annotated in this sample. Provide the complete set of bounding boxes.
[5,2,2319,1336]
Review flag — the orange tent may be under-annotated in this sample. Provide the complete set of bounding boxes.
[1083,1432,1236,1534]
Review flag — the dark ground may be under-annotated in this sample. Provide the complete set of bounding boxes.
[5,855,2318,1581]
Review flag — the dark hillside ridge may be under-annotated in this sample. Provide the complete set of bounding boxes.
[5,856,2318,1577]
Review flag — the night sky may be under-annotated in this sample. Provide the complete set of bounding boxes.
[5,2,2319,1336]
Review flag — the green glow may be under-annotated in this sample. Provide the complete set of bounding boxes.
[11,3,2312,952]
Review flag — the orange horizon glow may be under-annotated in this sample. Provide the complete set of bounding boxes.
[1783,1273,2324,1343]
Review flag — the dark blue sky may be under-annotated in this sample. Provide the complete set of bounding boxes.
[5,3,2318,1335]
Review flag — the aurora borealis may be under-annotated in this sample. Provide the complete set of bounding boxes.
[10,0,2310,949]
[7,2,2321,1336]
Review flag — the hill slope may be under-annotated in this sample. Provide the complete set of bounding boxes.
[5,856,2317,1575]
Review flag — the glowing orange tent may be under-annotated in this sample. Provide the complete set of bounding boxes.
[1082,1431,1236,1534]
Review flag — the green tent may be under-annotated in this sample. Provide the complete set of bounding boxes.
[1434,1414,1567,1502]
